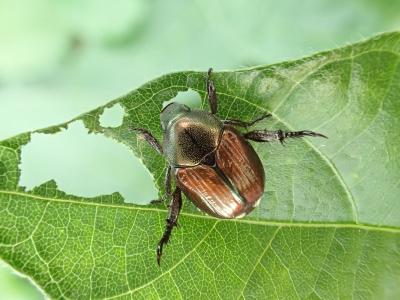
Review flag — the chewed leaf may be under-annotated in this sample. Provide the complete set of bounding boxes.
[1,32,400,299]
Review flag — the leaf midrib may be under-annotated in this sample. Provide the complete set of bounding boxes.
[1,190,398,233]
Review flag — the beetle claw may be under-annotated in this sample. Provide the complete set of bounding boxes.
[304,131,328,139]
[207,67,213,77]
[156,243,163,266]
[156,237,169,266]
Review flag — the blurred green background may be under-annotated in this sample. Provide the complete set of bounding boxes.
[1,0,399,299]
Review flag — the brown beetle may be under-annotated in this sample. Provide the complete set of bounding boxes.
[133,68,326,265]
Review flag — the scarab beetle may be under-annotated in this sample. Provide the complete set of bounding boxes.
[133,68,326,265]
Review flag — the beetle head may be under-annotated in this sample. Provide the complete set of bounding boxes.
[160,102,190,130]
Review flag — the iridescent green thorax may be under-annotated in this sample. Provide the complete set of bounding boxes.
[161,102,223,167]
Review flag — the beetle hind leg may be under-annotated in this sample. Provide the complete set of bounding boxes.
[244,129,327,145]
[156,187,182,266]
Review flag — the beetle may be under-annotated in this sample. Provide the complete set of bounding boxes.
[133,68,327,265]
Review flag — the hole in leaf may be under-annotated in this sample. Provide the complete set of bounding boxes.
[99,103,124,128]
[20,121,157,204]
[162,89,202,110]
[0,261,44,300]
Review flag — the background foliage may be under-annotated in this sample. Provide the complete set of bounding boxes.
[1,0,400,299]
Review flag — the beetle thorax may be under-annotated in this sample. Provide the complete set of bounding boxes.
[161,104,223,167]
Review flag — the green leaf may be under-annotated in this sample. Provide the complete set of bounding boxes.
[1,32,400,299]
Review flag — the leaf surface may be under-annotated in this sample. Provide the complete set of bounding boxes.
[1,32,400,299]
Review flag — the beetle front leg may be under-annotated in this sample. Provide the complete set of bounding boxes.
[244,129,327,144]
[157,186,182,266]
[130,127,163,155]
[207,68,218,115]
[223,113,271,127]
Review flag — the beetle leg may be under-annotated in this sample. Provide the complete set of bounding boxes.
[207,68,218,114]
[223,113,272,127]
[165,165,172,197]
[156,187,182,266]
[130,127,163,155]
[244,129,327,144]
